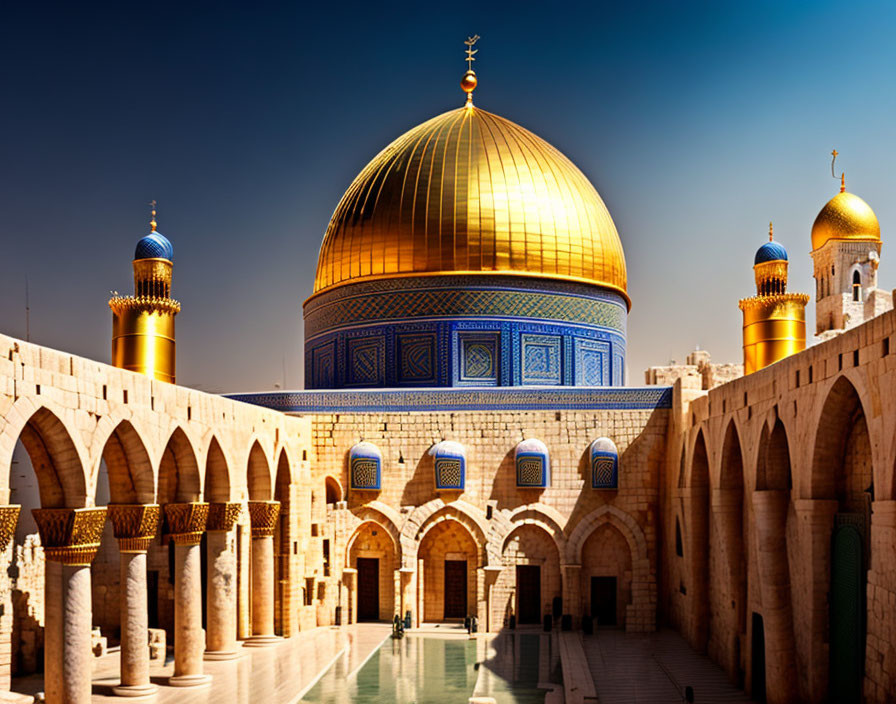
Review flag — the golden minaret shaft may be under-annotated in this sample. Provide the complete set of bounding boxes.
[109,204,180,383]
[738,223,809,374]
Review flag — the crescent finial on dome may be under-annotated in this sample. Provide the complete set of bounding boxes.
[462,35,480,106]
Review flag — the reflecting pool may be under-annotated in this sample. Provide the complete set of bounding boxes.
[301,632,559,704]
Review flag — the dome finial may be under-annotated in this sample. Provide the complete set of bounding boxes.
[769,221,773,241]
[149,199,158,232]
[831,149,845,193]
[461,35,480,106]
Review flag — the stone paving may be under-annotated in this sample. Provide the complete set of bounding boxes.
[584,629,755,703]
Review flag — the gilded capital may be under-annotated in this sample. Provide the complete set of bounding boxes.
[164,502,209,546]
[32,507,107,565]
[108,504,160,553]
[248,500,280,538]
[0,505,21,552]
[207,502,243,532]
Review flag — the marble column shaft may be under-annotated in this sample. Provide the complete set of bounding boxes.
[247,501,280,645]
[205,502,242,658]
[164,502,211,687]
[32,507,107,704]
[108,503,160,697]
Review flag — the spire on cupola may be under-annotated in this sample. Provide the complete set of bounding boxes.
[461,35,480,107]
[738,223,809,374]
[109,201,181,383]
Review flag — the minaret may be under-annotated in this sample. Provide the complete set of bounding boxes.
[811,163,889,338]
[109,204,180,383]
[739,223,809,374]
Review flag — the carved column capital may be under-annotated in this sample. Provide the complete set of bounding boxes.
[32,507,107,565]
[0,505,21,552]
[248,501,280,538]
[108,504,160,553]
[206,502,243,532]
[164,502,209,546]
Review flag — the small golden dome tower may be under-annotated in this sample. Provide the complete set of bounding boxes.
[109,203,181,383]
[738,223,809,374]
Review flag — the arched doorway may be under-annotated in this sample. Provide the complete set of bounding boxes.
[811,377,871,703]
[495,524,561,627]
[687,430,710,650]
[348,521,396,622]
[580,522,632,628]
[418,519,479,623]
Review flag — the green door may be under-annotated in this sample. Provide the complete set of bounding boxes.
[830,524,864,703]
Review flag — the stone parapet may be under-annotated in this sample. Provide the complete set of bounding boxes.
[164,503,209,546]
[248,501,280,538]
[108,504,160,553]
[32,508,107,565]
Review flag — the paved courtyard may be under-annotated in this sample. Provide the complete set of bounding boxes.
[584,629,755,703]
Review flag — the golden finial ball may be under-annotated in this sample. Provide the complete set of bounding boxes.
[461,70,477,93]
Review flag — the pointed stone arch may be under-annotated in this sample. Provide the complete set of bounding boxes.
[247,440,272,501]
[501,503,567,557]
[400,499,491,569]
[158,427,201,504]
[203,436,231,503]
[97,419,155,504]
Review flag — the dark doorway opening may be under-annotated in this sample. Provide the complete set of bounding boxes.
[591,576,617,627]
[830,523,864,704]
[357,557,380,621]
[516,565,541,624]
[444,560,468,619]
[147,570,159,629]
[751,612,767,703]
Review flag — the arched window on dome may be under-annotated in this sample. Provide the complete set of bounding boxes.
[349,442,382,491]
[430,441,466,490]
[853,270,861,302]
[590,437,619,489]
[515,439,550,489]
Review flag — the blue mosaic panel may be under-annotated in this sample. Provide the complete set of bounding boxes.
[516,453,548,488]
[346,336,384,387]
[521,334,562,385]
[350,457,381,490]
[460,334,498,384]
[398,334,436,384]
[311,342,336,389]
[613,354,625,386]
[435,457,465,490]
[575,339,610,386]
[591,452,619,489]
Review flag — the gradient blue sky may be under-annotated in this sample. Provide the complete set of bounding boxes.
[2,1,894,391]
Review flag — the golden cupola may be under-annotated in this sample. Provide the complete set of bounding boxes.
[811,175,880,252]
[738,224,809,374]
[109,205,180,383]
[312,64,627,304]
[304,38,630,389]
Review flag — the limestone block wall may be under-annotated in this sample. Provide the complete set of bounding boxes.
[667,306,896,703]
[307,406,668,632]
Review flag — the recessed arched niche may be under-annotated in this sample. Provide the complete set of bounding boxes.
[515,438,550,489]
[349,441,382,491]
[590,437,619,489]
[430,440,466,491]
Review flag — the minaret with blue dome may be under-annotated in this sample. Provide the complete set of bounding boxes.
[109,203,181,382]
[738,223,809,373]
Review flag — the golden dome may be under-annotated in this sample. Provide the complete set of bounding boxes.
[811,188,880,251]
[313,105,628,305]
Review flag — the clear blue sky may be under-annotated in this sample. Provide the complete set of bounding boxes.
[2,1,894,391]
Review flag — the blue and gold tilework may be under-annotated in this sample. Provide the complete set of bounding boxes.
[431,441,466,490]
[349,441,382,491]
[304,275,627,389]
[590,437,619,489]
[515,438,551,488]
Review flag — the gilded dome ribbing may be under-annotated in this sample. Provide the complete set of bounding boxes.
[313,106,628,305]
[811,189,880,251]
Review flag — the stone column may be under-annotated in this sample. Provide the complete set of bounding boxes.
[793,498,838,704]
[204,502,242,660]
[33,507,107,704]
[399,567,415,627]
[108,504,160,697]
[752,490,797,704]
[343,568,357,625]
[0,505,20,694]
[482,566,503,632]
[561,564,581,628]
[711,488,745,680]
[246,501,280,646]
[165,502,211,687]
